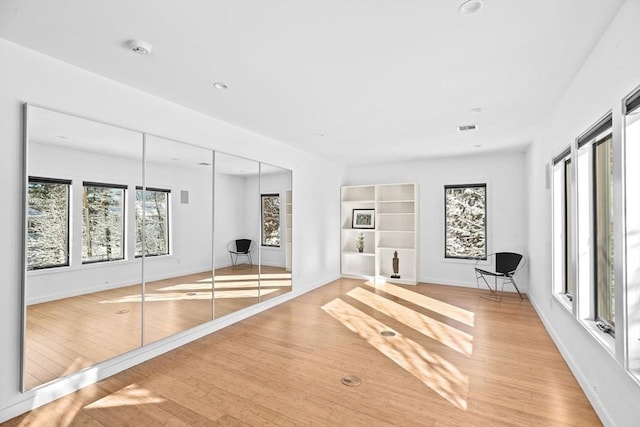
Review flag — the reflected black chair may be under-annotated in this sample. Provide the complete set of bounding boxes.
[474,252,525,302]
[227,239,254,268]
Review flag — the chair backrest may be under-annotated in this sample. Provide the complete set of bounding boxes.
[235,239,252,253]
[495,252,523,275]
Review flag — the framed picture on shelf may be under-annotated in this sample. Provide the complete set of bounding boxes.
[352,209,375,229]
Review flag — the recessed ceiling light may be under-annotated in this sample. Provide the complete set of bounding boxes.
[474,144,483,148]
[128,39,153,55]
[316,133,325,137]
[198,162,211,166]
[56,135,68,139]
[470,107,482,113]
[458,0,484,16]
[213,82,228,90]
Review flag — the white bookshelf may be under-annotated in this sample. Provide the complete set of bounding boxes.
[341,183,418,285]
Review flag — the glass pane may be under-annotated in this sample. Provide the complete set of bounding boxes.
[214,152,260,318]
[565,159,574,297]
[142,135,213,345]
[259,163,293,304]
[594,134,615,327]
[625,106,640,378]
[27,180,69,269]
[135,189,169,257]
[82,185,125,263]
[445,185,486,259]
[24,105,143,391]
[261,194,281,247]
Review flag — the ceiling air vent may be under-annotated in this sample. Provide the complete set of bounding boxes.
[457,124,478,132]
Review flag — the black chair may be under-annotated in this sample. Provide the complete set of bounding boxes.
[474,252,525,302]
[227,239,254,268]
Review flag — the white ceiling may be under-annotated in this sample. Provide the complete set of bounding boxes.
[0,0,625,165]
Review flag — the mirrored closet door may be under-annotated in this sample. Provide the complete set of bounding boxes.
[258,163,292,302]
[213,152,261,317]
[22,105,295,392]
[142,135,213,344]
[23,105,144,390]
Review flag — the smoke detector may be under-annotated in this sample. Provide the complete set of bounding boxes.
[457,124,479,132]
[128,39,153,56]
[458,0,484,16]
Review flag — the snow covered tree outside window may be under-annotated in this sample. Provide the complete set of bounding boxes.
[82,183,125,263]
[135,188,169,257]
[261,194,280,247]
[27,178,70,270]
[445,184,486,259]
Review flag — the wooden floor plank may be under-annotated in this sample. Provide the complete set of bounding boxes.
[9,278,601,426]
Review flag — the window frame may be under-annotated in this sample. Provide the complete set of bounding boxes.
[26,176,72,271]
[81,181,127,264]
[135,186,171,258]
[552,148,575,307]
[443,183,487,260]
[261,193,281,248]
[576,113,615,338]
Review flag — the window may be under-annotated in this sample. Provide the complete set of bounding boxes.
[594,132,615,330]
[27,177,71,270]
[136,187,170,257]
[82,182,126,263]
[624,87,640,377]
[444,184,486,259]
[576,114,614,333]
[261,193,280,247]
[552,149,574,300]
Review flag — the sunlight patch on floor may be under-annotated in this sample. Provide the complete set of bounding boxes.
[347,287,473,356]
[322,298,469,409]
[365,282,474,327]
[84,384,165,409]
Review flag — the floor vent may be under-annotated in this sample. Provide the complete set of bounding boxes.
[341,375,362,387]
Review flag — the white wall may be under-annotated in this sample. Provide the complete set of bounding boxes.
[0,38,344,421]
[525,1,640,426]
[345,151,528,290]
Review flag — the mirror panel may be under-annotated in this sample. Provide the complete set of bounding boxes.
[259,163,293,302]
[213,152,260,317]
[24,105,143,390]
[142,135,213,344]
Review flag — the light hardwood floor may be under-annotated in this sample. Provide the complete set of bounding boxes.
[10,279,601,426]
[24,265,291,390]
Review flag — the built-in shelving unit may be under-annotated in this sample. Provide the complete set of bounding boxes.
[341,183,418,285]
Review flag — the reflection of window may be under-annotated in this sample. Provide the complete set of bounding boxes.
[135,187,170,257]
[27,177,71,270]
[552,150,574,301]
[444,184,486,259]
[261,193,280,247]
[82,182,126,263]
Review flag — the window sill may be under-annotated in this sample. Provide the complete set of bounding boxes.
[579,318,616,356]
[553,293,574,313]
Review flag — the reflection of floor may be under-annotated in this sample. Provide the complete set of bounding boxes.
[24,265,291,390]
[14,278,600,426]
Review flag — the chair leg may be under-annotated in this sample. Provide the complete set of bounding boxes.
[230,253,236,268]
[507,276,524,300]
[477,272,502,302]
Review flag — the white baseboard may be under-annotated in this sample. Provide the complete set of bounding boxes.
[527,294,613,427]
[26,266,210,305]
